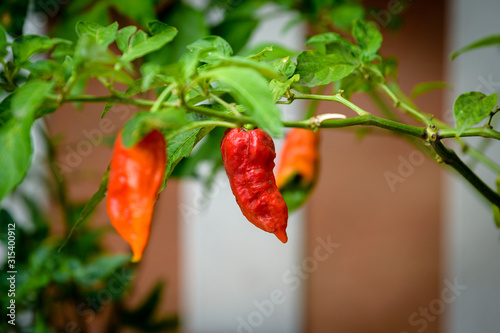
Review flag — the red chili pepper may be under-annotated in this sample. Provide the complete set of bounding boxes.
[275,128,319,211]
[220,128,288,243]
[106,129,166,262]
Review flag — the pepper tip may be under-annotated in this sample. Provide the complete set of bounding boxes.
[274,229,288,243]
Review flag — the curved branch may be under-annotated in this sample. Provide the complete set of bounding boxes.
[431,140,500,207]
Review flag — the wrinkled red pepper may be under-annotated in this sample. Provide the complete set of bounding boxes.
[106,129,166,262]
[220,128,288,243]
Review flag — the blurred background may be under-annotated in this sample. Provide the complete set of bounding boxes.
[1,0,500,332]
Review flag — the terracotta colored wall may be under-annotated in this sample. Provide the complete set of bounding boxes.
[47,84,179,331]
[306,1,445,332]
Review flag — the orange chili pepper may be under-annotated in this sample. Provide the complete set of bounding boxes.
[275,128,319,211]
[106,129,166,262]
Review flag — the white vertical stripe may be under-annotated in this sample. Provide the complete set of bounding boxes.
[180,5,306,333]
[444,0,500,332]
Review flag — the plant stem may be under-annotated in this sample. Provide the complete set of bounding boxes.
[62,94,155,107]
[439,127,500,140]
[367,90,399,121]
[431,140,500,207]
[292,92,370,116]
[166,120,237,140]
[185,104,253,124]
[284,114,426,137]
[379,83,433,126]
[304,85,327,119]
[210,93,242,117]
[151,84,176,112]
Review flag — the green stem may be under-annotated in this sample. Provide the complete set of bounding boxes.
[210,93,242,117]
[61,94,155,107]
[379,83,433,125]
[151,84,176,112]
[439,127,500,140]
[186,104,253,124]
[431,140,500,207]
[166,120,237,140]
[284,114,426,137]
[367,89,398,121]
[293,93,370,116]
[304,85,327,119]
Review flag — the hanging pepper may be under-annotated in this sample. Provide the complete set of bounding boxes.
[106,129,166,262]
[220,128,288,243]
[275,128,319,211]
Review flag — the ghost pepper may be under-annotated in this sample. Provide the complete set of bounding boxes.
[106,129,166,262]
[275,128,319,211]
[220,128,288,243]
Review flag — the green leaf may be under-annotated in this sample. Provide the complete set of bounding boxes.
[58,170,109,252]
[12,35,70,65]
[120,281,179,331]
[306,33,360,63]
[170,126,225,179]
[122,282,164,323]
[411,81,452,99]
[306,32,346,54]
[121,23,178,62]
[0,81,53,202]
[96,21,118,47]
[453,91,498,135]
[75,254,130,286]
[339,71,371,99]
[329,4,365,31]
[450,34,500,60]
[280,180,314,212]
[270,74,300,103]
[200,67,283,137]
[116,26,137,53]
[271,57,297,78]
[0,119,33,203]
[0,24,7,59]
[130,30,148,47]
[187,36,233,63]
[244,43,298,61]
[73,34,113,66]
[12,80,54,118]
[295,50,357,87]
[76,21,103,38]
[148,21,172,35]
[163,114,216,186]
[121,110,185,148]
[352,20,382,59]
[207,56,279,79]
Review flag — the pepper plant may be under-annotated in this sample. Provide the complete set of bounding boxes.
[1,0,500,330]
